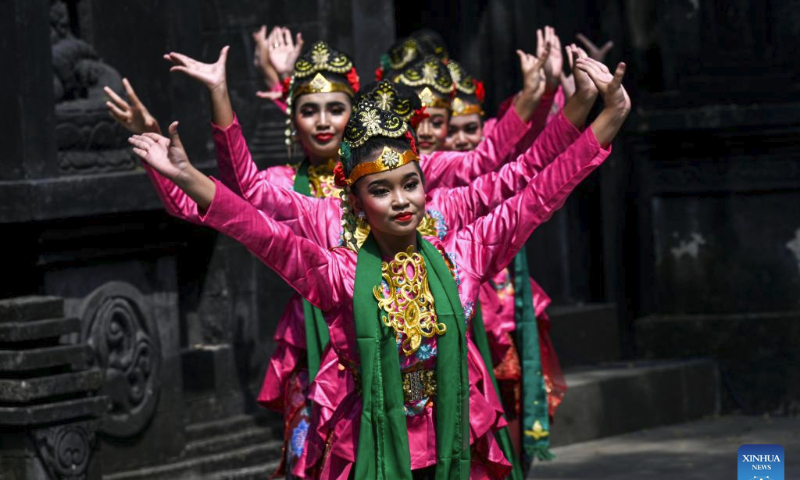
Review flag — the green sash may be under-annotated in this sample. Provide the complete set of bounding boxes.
[513,248,554,463]
[294,159,331,382]
[353,234,470,480]
[470,303,524,480]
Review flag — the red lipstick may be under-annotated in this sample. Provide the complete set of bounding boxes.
[315,133,334,143]
[394,212,413,222]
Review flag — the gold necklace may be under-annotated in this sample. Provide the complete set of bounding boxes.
[373,246,447,355]
[307,158,340,198]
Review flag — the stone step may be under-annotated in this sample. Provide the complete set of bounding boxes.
[184,426,276,459]
[0,316,80,342]
[551,359,719,447]
[0,369,103,403]
[547,303,621,368]
[206,462,281,480]
[0,395,108,426]
[104,440,284,480]
[0,296,64,323]
[185,414,265,443]
[0,344,90,371]
[528,415,800,480]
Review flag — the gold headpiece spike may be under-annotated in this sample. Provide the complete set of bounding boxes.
[452,98,466,115]
[418,87,435,107]
[310,73,332,91]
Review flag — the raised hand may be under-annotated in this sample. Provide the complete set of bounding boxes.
[517,44,549,100]
[129,122,216,209]
[574,57,629,113]
[268,26,303,80]
[164,46,229,93]
[566,44,598,100]
[576,33,614,63]
[514,44,549,122]
[253,25,280,89]
[129,122,191,182]
[104,78,160,135]
[537,26,563,93]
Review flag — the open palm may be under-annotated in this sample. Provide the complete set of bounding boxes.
[164,47,229,92]
[268,27,303,79]
[105,78,160,135]
[575,58,630,112]
[129,123,191,182]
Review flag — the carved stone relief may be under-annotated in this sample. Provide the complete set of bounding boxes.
[78,282,161,438]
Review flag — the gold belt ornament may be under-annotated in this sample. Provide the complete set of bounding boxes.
[402,369,437,404]
[373,246,447,356]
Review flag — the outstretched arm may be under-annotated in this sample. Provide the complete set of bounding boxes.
[420,43,551,189]
[452,59,630,283]
[105,79,203,223]
[128,126,341,311]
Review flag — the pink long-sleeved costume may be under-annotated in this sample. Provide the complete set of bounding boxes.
[211,108,583,414]
[192,124,608,477]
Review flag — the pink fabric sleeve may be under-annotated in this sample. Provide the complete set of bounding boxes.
[142,164,201,224]
[198,178,344,311]
[429,107,590,232]
[211,115,344,244]
[421,92,557,190]
[212,114,295,198]
[449,127,611,284]
[511,86,566,158]
[420,106,531,190]
[269,81,288,113]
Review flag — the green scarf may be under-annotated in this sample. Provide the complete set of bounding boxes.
[353,234,470,480]
[513,248,554,463]
[470,303,524,480]
[294,159,331,382]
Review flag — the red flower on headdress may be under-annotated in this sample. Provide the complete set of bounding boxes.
[333,161,348,188]
[346,67,360,93]
[375,66,384,81]
[281,76,292,100]
[405,130,418,156]
[409,107,429,130]
[474,80,485,103]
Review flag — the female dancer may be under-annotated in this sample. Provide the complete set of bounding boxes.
[107,38,548,475]
[128,54,629,478]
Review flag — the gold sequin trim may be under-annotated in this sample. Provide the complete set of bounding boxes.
[402,369,437,404]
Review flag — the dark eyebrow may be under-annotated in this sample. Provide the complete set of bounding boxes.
[367,171,419,188]
[326,101,347,108]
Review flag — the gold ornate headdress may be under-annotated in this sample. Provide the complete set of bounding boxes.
[393,55,454,110]
[447,60,485,117]
[283,41,359,156]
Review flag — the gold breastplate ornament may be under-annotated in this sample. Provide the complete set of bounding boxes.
[373,246,447,356]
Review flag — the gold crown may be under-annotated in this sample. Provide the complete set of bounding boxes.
[451,97,484,117]
[346,147,419,185]
[293,73,354,98]
[418,87,451,110]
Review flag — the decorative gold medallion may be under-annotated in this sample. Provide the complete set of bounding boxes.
[374,246,447,356]
[311,43,331,66]
[359,108,382,134]
[525,420,550,440]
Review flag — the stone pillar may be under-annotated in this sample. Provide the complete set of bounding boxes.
[0,296,107,479]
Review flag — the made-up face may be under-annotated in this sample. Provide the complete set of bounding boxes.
[293,92,351,161]
[415,107,449,155]
[444,113,483,151]
[351,161,426,239]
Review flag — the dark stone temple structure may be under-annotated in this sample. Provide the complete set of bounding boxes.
[1,0,797,478]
